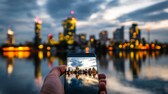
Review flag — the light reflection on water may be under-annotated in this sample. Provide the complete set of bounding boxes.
[98,51,168,94]
[0,51,168,94]
[65,74,99,94]
[66,74,98,85]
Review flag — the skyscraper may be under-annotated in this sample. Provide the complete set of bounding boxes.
[99,30,108,45]
[6,28,15,45]
[129,23,141,46]
[113,26,124,42]
[62,17,76,36]
[89,35,96,47]
[75,34,87,46]
[78,34,86,44]
[74,34,87,49]
[89,35,95,43]
[59,32,64,42]
[62,11,77,45]
[34,17,42,46]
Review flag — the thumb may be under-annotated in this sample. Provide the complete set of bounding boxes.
[40,65,66,94]
[49,65,66,77]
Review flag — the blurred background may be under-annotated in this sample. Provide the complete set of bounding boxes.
[0,0,168,94]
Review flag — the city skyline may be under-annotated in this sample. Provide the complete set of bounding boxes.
[0,0,168,44]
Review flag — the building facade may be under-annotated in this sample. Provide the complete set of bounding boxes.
[99,30,108,46]
[113,26,124,42]
[62,16,77,45]
[129,23,141,46]
[34,17,42,46]
[6,28,15,45]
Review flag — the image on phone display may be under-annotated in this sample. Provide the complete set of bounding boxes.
[65,54,99,94]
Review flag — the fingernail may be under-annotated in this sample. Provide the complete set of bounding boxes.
[98,74,106,80]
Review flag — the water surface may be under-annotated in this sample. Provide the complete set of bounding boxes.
[0,51,167,94]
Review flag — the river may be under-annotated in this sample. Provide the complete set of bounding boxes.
[0,51,167,94]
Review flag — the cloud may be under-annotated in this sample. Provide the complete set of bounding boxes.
[36,0,47,6]
[119,0,168,22]
[0,0,168,44]
[139,20,168,30]
[69,59,83,67]
[46,0,103,20]
[75,0,167,41]
[0,0,39,44]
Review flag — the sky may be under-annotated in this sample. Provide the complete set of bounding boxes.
[67,57,97,70]
[0,0,168,44]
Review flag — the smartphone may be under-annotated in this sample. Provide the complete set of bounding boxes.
[65,53,99,94]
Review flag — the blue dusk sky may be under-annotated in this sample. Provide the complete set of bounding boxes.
[0,0,168,44]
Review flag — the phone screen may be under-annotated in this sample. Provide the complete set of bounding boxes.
[65,53,99,94]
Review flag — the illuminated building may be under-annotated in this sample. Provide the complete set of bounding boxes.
[89,35,96,47]
[6,28,15,45]
[34,17,42,47]
[62,11,77,44]
[47,33,58,45]
[59,32,64,42]
[78,34,86,43]
[113,26,124,42]
[129,23,141,44]
[62,17,76,35]
[99,30,108,45]
[2,46,30,51]
[89,35,95,42]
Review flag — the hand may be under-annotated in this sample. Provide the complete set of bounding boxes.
[40,65,66,94]
[40,65,107,94]
[98,74,107,94]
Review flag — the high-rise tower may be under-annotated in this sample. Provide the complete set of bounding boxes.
[99,30,108,46]
[129,23,141,47]
[62,10,77,45]
[113,26,124,42]
[34,17,42,46]
[6,28,15,45]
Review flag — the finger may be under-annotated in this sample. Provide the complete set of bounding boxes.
[99,79,106,85]
[49,65,66,77]
[100,91,106,94]
[98,74,106,80]
[99,82,106,92]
